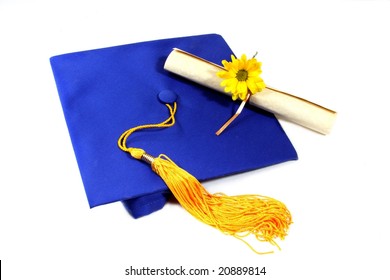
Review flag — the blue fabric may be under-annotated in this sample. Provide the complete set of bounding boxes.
[50,34,298,218]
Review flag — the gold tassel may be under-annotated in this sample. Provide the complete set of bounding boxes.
[118,103,292,254]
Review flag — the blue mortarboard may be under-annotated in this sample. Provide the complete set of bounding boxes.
[50,34,298,219]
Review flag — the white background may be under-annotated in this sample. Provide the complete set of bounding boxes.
[1,0,389,279]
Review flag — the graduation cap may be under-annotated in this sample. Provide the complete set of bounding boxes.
[50,34,298,252]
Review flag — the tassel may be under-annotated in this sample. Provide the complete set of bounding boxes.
[119,103,292,254]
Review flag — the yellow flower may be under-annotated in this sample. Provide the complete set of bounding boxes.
[217,54,266,101]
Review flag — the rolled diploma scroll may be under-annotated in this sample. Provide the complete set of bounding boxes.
[164,48,337,135]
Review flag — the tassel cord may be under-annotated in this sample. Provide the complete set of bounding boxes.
[117,103,177,156]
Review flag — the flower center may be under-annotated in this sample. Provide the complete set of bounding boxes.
[236,69,248,81]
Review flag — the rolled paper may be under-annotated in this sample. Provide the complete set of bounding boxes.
[164,48,337,135]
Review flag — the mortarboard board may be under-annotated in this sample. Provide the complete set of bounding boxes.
[50,33,298,219]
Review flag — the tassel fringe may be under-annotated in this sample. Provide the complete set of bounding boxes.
[150,154,292,254]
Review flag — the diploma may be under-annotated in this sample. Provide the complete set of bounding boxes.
[164,48,337,135]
